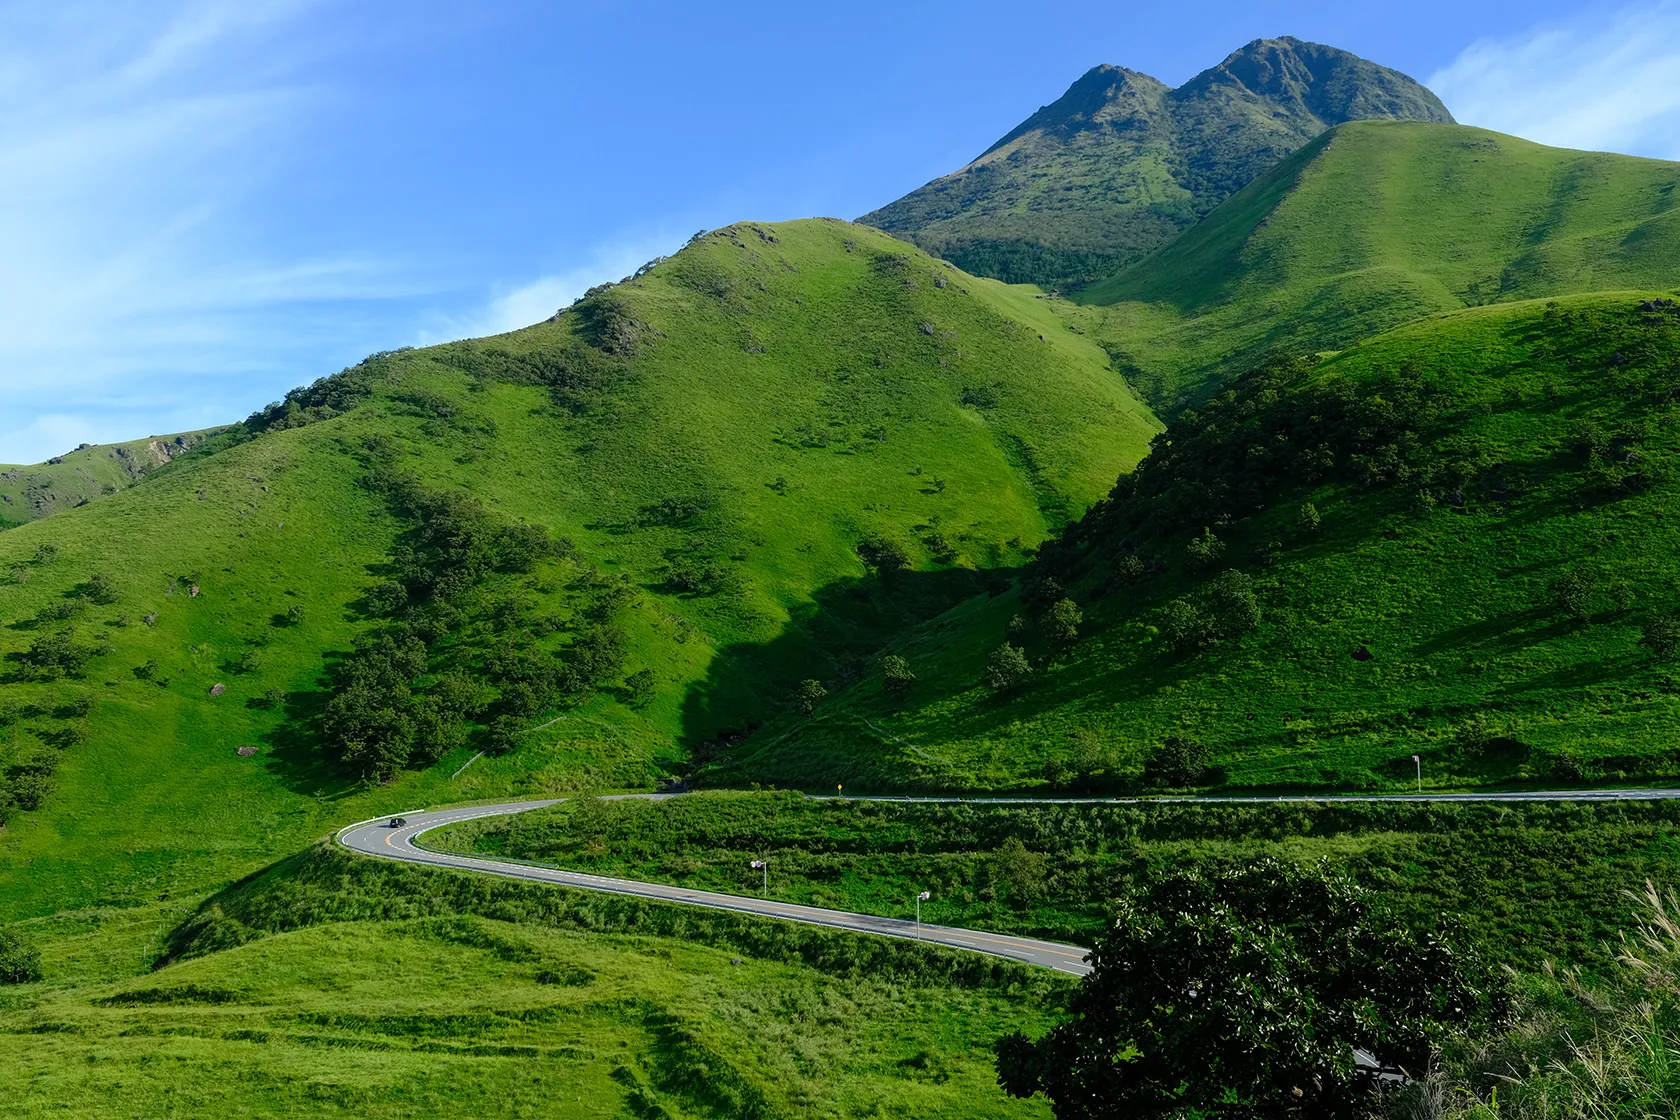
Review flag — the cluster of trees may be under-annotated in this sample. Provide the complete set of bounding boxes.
[0,696,92,824]
[1159,568,1262,654]
[239,350,408,437]
[320,467,633,779]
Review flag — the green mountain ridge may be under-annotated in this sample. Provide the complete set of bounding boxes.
[860,36,1451,285]
[1069,121,1680,409]
[0,429,220,529]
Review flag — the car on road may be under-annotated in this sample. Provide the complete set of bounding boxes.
[387,817,407,828]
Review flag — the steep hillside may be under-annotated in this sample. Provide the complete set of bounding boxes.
[1071,122,1680,408]
[860,37,1451,285]
[0,430,219,528]
[720,293,1680,793]
[0,218,1159,918]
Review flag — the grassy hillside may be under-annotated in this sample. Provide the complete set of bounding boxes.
[0,217,1158,920]
[860,37,1451,286]
[4,887,1061,1119]
[1071,122,1680,409]
[720,293,1680,793]
[0,429,219,529]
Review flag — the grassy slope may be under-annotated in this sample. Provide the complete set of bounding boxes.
[3,906,1055,1119]
[1069,122,1680,409]
[0,217,1158,921]
[0,429,218,528]
[726,293,1680,792]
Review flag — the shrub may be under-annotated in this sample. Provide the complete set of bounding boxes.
[74,573,120,605]
[983,644,1032,692]
[1296,501,1322,534]
[856,534,910,575]
[793,679,827,715]
[1159,598,1213,654]
[1144,735,1211,787]
[881,655,915,699]
[625,668,657,709]
[1184,527,1225,571]
[1642,611,1680,659]
[1209,570,1261,636]
[0,928,42,984]
[1044,598,1082,645]
[1549,568,1598,623]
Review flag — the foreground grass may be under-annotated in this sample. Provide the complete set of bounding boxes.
[432,792,1680,971]
[2,909,1054,1119]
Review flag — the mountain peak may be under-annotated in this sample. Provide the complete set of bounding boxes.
[859,37,1455,285]
[1186,36,1455,126]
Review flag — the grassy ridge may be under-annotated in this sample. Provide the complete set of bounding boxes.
[1070,122,1680,408]
[0,429,219,528]
[0,218,1157,920]
[725,294,1680,792]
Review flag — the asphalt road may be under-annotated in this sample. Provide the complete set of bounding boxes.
[337,798,1096,976]
[338,787,1680,980]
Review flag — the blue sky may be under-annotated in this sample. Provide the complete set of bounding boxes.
[2,0,1677,463]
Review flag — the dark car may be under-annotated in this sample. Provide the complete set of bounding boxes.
[388,817,408,828]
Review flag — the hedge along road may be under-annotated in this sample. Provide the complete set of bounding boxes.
[336,788,1680,980]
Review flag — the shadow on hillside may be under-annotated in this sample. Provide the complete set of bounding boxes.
[677,563,1016,768]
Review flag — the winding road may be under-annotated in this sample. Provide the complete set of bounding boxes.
[337,788,1680,980]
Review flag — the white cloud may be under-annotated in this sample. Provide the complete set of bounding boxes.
[1429,1,1680,159]
[429,237,683,343]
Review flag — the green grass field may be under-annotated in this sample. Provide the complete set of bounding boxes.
[3,901,1058,1119]
[430,791,1680,972]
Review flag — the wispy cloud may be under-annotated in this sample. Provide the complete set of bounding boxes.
[0,1,413,464]
[1429,1,1680,160]
[429,236,683,343]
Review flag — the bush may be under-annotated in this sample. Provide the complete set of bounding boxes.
[983,644,1032,692]
[74,572,120,605]
[1549,568,1598,623]
[1642,610,1680,659]
[1044,598,1082,645]
[1159,598,1213,654]
[1184,527,1225,571]
[1144,735,1211,787]
[625,668,657,709]
[1296,501,1321,534]
[0,928,42,984]
[794,679,827,715]
[856,534,911,575]
[1209,570,1261,636]
[881,655,915,699]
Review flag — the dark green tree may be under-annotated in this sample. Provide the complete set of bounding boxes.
[1184,527,1225,571]
[1144,735,1211,787]
[1044,598,1083,645]
[1210,570,1262,636]
[880,655,915,699]
[996,860,1510,1119]
[625,668,657,708]
[1549,568,1598,624]
[1159,598,1212,654]
[856,534,911,575]
[983,643,1032,692]
[1643,610,1680,659]
[794,678,827,714]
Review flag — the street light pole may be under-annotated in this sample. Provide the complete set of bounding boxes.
[915,891,930,940]
[1412,754,1421,793]
[750,860,767,898]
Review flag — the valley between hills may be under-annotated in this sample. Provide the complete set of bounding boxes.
[6,33,1680,1120]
